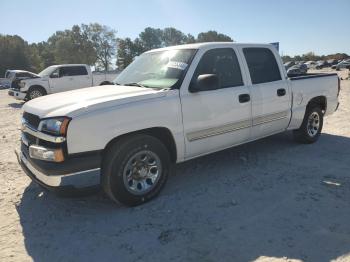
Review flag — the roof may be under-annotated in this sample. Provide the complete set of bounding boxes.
[6,70,34,73]
[146,42,275,53]
[49,64,88,67]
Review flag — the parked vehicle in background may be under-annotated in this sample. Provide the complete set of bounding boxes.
[0,70,38,89]
[284,61,295,70]
[304,61,317,69]
[335,60,350,71]
[315,60,330,69]
[287,63,308,76]
[8,64,119,100]
[17,42,340,206]
[327,59,339,67]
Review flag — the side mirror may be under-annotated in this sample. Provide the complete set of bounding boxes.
[189,74,220,93]
[50,72,59,78]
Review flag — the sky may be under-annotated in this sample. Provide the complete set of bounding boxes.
[1,0,349,56]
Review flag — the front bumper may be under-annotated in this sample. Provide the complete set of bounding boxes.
[17,146,101,193]
[8,89,26,100]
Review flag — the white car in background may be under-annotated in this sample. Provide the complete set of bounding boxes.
[8,64,119,100]
[1,70,38,89]
[304,61,317,69]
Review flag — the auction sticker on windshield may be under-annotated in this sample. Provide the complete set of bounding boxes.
[167,61,188,70]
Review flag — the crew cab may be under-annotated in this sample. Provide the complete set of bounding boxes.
[17,42,340,206]
[8,64,118,100]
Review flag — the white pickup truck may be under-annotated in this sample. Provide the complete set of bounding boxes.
[8,64,118,100]
[17,42,340,206]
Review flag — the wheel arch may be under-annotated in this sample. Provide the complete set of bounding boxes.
[103,127,178,163]
[28,85,48,95]
[307,96,327,113]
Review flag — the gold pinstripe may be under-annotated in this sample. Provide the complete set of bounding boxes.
[186,110,289,141]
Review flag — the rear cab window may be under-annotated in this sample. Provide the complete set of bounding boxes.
[59,66,88,77]
[243,48,282,84]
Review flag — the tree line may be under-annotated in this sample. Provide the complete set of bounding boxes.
[282,51,349,63]
[0,23,233,76]
[1,23,348,77]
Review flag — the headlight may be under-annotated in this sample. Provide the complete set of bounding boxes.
[19,81,25,89]
[29,145,65,162]
[39,117,71,136]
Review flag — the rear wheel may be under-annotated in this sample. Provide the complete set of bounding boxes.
[293,106,323,144]
[102,134,171,206]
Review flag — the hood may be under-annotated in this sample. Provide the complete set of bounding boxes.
[23,85,167,118]
[21,76,48,86]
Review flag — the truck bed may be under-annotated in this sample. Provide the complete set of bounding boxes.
[289,72,338,81]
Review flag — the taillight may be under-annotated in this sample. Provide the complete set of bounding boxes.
[337,77,341,97]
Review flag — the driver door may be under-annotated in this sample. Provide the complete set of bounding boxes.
[180,47,252,159]
[49,67,73,93]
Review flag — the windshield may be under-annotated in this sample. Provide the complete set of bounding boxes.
[114,49,196,89]
[38,66,57,77]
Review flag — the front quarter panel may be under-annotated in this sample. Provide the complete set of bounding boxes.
[22,78,49,93]
[66,89,185,162]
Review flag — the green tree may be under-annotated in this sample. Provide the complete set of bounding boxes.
[48,25,97,66]
[116,37,145,69]
[0,35,31,76]
[35,42,55,69]
[186,34,196,44]
[281,55,292,63]
[162,27,188,46]
[139,27,163,50]
[196,30,233,42]
[82,23,117,71]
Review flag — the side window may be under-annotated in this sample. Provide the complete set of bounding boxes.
[192,48,243,89]
[16,73,27,78]
[59,66,88,77]
[59,67,72,77]
[71,66,88,76]
[243,48,281,84]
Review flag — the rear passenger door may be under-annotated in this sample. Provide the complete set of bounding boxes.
[68,66,92,90]
[242,47,291,139]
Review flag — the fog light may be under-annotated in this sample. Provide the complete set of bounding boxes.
[29,145,64,162]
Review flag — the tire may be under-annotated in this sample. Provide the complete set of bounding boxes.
[293,106,323,144]
[102,134,171,206]
[27,87,45,100]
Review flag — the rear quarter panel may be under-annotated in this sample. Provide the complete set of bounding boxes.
[288,74,339,130]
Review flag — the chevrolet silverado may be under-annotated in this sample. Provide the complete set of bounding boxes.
[17,42,340,206]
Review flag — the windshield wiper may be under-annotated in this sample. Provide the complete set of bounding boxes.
[124,82,149,88]
[117,82,167,91]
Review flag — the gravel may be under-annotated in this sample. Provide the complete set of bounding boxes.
[0,70,350,262]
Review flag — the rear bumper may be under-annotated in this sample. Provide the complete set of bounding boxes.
[8,89,26,100]
[16,146,101,193]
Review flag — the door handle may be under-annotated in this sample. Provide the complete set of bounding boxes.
[277,88,286,96]
[239,94,250,103]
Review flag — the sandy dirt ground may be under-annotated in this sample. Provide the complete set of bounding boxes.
[0,70,350,262]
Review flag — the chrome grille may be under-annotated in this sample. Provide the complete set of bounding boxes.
[23,112,40,129]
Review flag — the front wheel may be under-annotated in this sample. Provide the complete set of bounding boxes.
[28,87,45,100]
[293,106,323,144]
[102,134,171,206]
